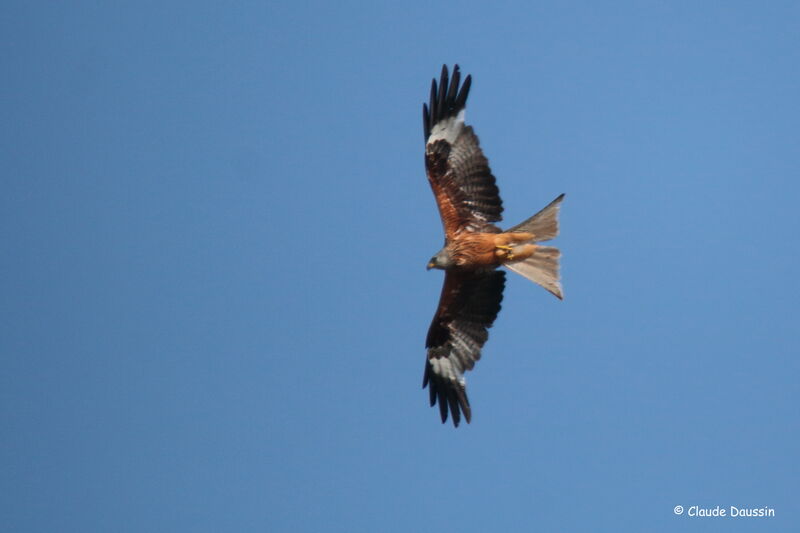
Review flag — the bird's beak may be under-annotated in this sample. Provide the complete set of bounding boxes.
[426,261,434,270]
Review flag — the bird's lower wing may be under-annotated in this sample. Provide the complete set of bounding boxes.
[424,269,505,426]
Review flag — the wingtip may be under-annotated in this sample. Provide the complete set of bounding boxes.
[447,394,461,426]
[451,64,461,82]
[437,390,448,423]
[424,64,472,141]
[456,74,471,110]
[422,103,431,141]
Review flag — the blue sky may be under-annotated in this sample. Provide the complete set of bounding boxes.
[2,1,798,531]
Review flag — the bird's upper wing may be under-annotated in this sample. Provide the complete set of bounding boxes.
[423,65,503,239]
[423,269,505,427]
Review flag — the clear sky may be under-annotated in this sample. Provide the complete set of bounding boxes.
[2,2,798,532]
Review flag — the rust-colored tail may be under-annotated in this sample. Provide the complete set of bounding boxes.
[505,194,564,299]
[508,193,564,239]
[505,246,562,299]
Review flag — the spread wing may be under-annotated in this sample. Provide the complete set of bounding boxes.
[423,270,505,427]
[423,65,503,239]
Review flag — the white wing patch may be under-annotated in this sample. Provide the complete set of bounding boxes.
[430,357,466,385]
[427,109,465,145]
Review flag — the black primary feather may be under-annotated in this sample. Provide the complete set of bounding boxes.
[422,64,472,143]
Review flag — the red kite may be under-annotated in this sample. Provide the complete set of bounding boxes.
[422,65,564,427]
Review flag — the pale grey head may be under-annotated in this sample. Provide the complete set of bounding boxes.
[427,248,455,270]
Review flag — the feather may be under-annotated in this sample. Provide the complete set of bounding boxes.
[505,246,563,299]
[423,270,505,426]
[509,193,565,241]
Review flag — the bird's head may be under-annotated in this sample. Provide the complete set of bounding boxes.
[427,249,454,270]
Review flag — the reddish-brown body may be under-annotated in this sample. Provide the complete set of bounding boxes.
[448,231,537,267]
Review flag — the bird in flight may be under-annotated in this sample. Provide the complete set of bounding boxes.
[422,64,564,427]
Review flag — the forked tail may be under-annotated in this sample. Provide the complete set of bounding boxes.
[505,194,564,299]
